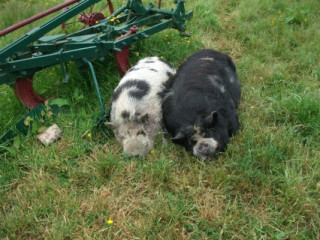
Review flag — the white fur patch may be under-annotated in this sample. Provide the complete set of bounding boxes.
[199,57,215,62]
[193,137,218,159]
[225,68,235,83]
[208,75,226,93]
[111,57,176,124]
[110,57,176,156]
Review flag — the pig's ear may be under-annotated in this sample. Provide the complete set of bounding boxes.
[105,122,117,129]
[172,131,185,142]
[206,111,218,126]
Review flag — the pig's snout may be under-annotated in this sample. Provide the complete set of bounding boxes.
[123,138,151,157]
[198,143,211,154]
[193,138,218,160]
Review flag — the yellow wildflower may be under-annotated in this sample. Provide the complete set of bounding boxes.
[44,100,50,110]
[46,111,53,118]
[24,116,33,126]
[87,133,92,138]
[106,218,113,225]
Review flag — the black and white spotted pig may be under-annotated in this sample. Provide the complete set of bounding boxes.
[107,57,176,157]
[162,49,241,160]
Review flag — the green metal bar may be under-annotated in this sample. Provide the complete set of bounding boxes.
[106,5,127,20]
[0,0,101,61]
[0,13,173,74]
[127,0,146,15]
[149,8,172,16]
[1,4,193,84]
[1,46,99,72]
[114,19,173,49]
[1,18,193,81]
[82,59,106,123]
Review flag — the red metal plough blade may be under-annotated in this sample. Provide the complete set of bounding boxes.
[14,75,46,109]
[115,46,131,75]
[115,26,139,75]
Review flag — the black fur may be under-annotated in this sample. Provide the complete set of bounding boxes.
[157,71,176,100]
[112,79,150,102]
[127,67,139,73]
[145,58,175,70]
[127,66,157,73]
[158,58,175,71]
[162,49,241,158]
[144,60,155,64]
[147,68,158,72]
[166,71,174,78]
[121,110,130,119]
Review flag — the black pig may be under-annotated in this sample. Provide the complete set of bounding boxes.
[162,49,241,160]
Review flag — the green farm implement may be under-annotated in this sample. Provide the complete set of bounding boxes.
[0,0,193,144]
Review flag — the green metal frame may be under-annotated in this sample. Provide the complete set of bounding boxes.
[0,0,192,86]
[0,0,193,144]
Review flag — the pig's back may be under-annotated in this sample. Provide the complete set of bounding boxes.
[111,57,176,123]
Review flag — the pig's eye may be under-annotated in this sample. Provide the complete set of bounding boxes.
[190,139,197,145]
[190,136,197,145]
[137,130,146,136]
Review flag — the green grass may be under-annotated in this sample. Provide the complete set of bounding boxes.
[1,0,320,239]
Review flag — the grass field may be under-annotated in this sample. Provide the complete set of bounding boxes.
[1,0,320,239]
